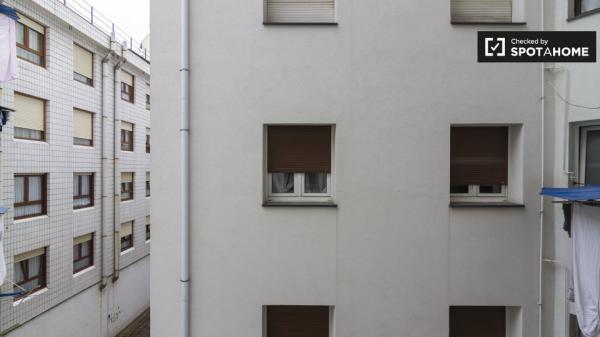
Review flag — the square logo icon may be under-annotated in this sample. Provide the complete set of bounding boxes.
[485,37,506,57]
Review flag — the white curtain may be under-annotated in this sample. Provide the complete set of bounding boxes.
[305,173,327,193]
[272,173,294,193]
[81,175,90,195]
[28,176,42,201]
[582,0,600,12]
[73,176,79,196]
[14,176,24,203]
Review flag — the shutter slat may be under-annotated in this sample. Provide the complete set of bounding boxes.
[121,72,134,87]
[266,0,335,23]
[74,44,93,79]
[450,127,508,186]
[121,221,133,236]
[451,0,512,22]
[268,126,331,173]
[14,93,45,132]
[74,109,93,140]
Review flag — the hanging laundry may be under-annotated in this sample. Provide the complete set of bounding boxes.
[0,208,6,286]
[0,8,18,83]
[572,204,600,337]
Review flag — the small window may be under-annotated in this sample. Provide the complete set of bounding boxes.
[146,128,151,153]
[14,248,47,298]
[146,172,151,197]
[451,0,512,23]
[266,125,334,203]
[73,44,93,86]
[16,14,45,66]
[14,174,47,220]
[121,121,134,151]
[265,305,331,337]
[450,306,506,337]
[73,234,94,273]
[121,172,134,201]
[73,109,93,146]
[73,173,94,209]
[145,216,151,241]
[14,93,45,141]
[121,71,135,103]
[580,126,600,185]
[574,0,600,17]
[450,127,509,202]
[120,221,134,252]
[264,0,335,24]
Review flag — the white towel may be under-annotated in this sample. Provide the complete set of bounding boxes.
[0,13,18,83]
[573,204,600,337]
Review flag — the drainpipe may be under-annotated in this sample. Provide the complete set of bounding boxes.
[538,0,545,335]
[100,47,115,290]
[180,0,190,335]
[112,48,127,283]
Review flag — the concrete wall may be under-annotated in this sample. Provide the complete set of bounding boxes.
[0,0,150,335]
[151,0,544,336]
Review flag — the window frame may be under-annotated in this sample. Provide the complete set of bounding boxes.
[579,125,600,185]
[121,73,135,103]
[120,221,134,252]
[121,173,134,201]
[14,248,47,299]
[146,172,151,197]
[146,130,151,153]
[73,108,94,147]
[264,125,335,204]
[14,174,47,220]
[73,235,94,273]
[16,14,46,67]
[146,94,151,110]
[73,173,94,209]
[573,0,600,18]
[145,216,151,241]
[73,43,94,86]
[14,92,46,142]
[121,122,134,152]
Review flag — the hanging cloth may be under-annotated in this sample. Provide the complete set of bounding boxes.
[0,11,18,82]
[0,207,6,286]
[573,204,600,337]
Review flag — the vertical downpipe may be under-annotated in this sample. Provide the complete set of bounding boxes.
[113,53,126,283]
[180,0,191,335]
[538,0,545,335]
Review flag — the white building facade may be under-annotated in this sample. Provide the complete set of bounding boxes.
[0,1,151,336]
[148,0,591,336]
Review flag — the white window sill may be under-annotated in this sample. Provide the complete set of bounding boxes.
[120,247,135,256]
[449,201,525,208]
[145,239,151,244]
[73,145,95,150]
[263,201,337,207]
[73,266,95,278]
[14,215,49,224]
[13,288,48,307]
[14,138,48,145]
[121,199,134,204]
[74,206,95,213]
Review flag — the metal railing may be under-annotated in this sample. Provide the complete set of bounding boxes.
[59,0,150,62]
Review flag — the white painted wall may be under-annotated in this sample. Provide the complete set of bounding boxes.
[151,0,545,336]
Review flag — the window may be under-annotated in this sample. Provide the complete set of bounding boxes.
[120,221,134,252]
[264,0,335,24]
[570,314,584,337]
[73,173,94,209]
[14,93,45,141]
[451,0,512,23]
[145,216,151,241]
[580,126,600,185]
[121,71,135,103]
[121,121,134,151]
[73,234,94,273]
[266,125,333,203]
[121,172,134,201]
[574,0,600,17]
[146,172,151,197]
[73,44,93,86]
[450,306,506,337]
[450,127,509,202]
[14,174,47,220]
[73,109,93,146]
[265,306,331,337]
[16,14,45,66]
[146,128,151,153]
[14,248,47,298]
[146,83,151,110]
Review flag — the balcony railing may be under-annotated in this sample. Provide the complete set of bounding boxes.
[58,0,150,62]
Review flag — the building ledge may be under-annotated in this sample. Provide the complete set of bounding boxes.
[449,201,525,208]
[263,22,338,26]
[451,21,527,25]
[263,201,338,208]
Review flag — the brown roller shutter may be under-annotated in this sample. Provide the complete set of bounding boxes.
[450,127,508,186]
[268,126,331,173]
[450,306,506,337]
[267,306,329,337]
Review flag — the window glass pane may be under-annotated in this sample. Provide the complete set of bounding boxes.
[272,173,294,193]
[81,175,90,195]
[585,130,600,185]
[479,185,503,194]
[15,177,24,203]
[73,245,80,260]
[450,185,469,194]
[16,23,24,45]
[15,204,42,218]
[14,262,24,283]
[28,30,41,51]
[581,0,600,13]
[28,255,41,277]
[304,173,327,193]
[14,127,43,140]
[73,176,79,196]
[28,176,42,201]
[81,241,90,256]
